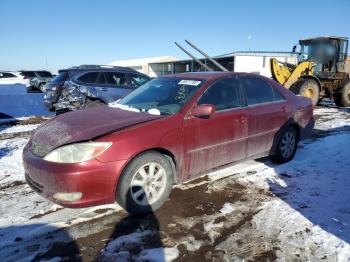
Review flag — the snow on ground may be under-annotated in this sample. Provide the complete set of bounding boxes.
[232,132,350,259]
[0,104,349,261]
[0,138,28,186]
[0,124,39,135]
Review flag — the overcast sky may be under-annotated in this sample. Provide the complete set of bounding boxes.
[0,0,349,73]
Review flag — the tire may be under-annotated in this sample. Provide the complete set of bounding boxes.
[290,78,320,106]
[116,151,174,216]
[82,98,104,109]
[334,80,350,107]
[271,126,298,163]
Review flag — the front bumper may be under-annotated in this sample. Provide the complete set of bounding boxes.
[23,145,127,208]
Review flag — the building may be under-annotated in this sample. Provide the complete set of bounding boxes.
[233,51,297,77]
[108,56,178,77]
[109,51,298,78]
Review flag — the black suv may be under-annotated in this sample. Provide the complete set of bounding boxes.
[44,65,150,112]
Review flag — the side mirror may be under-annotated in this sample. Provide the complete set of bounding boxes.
[191,104,215,118]
[292,45,297,53]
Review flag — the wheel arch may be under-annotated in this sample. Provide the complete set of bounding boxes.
[269,119,301,156]
[114,147,179,200]
[86,96,107,104]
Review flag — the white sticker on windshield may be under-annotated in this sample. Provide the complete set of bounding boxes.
[178,80,201,86]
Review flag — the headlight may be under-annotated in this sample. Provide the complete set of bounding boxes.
[43,142,112,163]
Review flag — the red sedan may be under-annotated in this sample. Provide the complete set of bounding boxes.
[23,72,314,215]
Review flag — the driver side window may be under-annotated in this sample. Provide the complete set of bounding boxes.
[198,78,242,111]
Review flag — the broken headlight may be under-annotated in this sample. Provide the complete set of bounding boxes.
[43,142,112,163]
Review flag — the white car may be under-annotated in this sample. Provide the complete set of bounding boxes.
[0,71,28,86]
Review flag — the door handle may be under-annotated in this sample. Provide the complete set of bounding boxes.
[239,116,247,123]
[101,87,108,91]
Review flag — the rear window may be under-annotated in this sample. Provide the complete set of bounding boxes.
[77,72,99,84]
[51,72,68,84]
[37,71,53,77]
[240,76,283,105]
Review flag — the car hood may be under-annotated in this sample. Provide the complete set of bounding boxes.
[30,106,164,157]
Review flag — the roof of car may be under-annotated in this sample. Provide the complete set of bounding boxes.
[163,71,243,80]
[59,65,140,74]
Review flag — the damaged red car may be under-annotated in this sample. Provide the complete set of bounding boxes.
[23,72,314,215]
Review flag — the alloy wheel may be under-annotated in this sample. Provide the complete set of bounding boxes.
[130,162,167,206]
[280,131,296,159]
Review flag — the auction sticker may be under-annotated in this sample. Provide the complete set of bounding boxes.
[178,80,201,86]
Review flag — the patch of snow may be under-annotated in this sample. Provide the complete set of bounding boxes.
[235,132,350,260]
[41,257,62,262]
[220,203,235,214]
[137,247,179,262]
[0,124,39,135]
[0,137,27,185]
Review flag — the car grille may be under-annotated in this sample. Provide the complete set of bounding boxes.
[25,174,44,194]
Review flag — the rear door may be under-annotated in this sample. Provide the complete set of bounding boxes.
[183,77,247,178]
[240,76,288,157]
[105,72,131,102]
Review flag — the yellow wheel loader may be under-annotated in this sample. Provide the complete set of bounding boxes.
[271,36,350,106]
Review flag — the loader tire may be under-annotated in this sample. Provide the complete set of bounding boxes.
[334,80,350,107]
[290,78,320,106]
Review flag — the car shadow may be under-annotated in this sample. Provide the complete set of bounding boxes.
[259,125,350,245]
[0,223,81,262]
[95,187,165,261]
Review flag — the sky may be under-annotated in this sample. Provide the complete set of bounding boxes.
[0,0,349,73]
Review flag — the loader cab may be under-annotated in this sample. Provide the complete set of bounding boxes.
[298,36,348,77]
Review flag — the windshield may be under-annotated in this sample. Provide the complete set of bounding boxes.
[118,77,205,115]
[50,71,67,84]
[300,40,336,64]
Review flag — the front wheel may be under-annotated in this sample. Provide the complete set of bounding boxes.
[271,126,298,163]
[116,151,174,216]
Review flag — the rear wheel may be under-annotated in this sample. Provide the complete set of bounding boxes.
[334,80,350,107]
[290,78,320,106]
[271,126,298,163]
[116,151,174,216]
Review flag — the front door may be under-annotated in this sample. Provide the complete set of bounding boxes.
[183,77,247,178]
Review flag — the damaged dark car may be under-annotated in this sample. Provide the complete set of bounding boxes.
[44,65,150,113]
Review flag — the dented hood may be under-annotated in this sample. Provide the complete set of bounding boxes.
[30,106,163,157]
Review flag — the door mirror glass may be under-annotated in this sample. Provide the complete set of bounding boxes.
[192,104,215,118]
